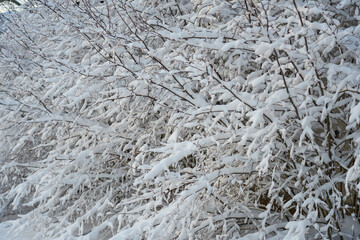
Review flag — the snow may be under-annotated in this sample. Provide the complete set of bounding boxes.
[340,215,360,240]
[1,0,360,239]
[0,222,36,240]
[143,142,196,181]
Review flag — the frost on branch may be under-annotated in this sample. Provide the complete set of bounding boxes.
[0,0,359,239]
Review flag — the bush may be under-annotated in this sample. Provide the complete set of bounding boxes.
[0,0,359,239]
